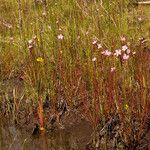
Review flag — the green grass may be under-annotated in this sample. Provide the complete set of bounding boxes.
[0,0,150,149]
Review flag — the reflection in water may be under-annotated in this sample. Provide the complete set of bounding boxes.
[0,120,85,150]
[25,131,78,150]
[0,120,22,150]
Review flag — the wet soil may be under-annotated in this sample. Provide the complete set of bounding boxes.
[0,77,150,150]
[0,77,93,150]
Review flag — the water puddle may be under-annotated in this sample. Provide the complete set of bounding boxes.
[0,118,92,150]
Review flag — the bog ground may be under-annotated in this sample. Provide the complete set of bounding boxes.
[0,1,150,150]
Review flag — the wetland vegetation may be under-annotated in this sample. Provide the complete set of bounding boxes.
[0,0,150,149]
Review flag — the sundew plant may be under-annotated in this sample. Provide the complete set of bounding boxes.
[0,0,149,149]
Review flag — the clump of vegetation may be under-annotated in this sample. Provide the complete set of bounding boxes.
[0,0,149,149]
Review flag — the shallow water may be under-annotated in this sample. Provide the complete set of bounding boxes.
[0,119,92,150]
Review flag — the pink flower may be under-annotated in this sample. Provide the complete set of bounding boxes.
[126,49,131,54]
[97,44,102,49]
[92,57,96,62]
[48,25,51,30]
[121,36,126,42]
[57,34,64,40]
[111,67,116,72]
[28,39,33,45]
[122,45,128,51]
[28,39,34,49]
[138,17,142,22]
[28,45,33,49]
[101,50,112,56]
[114,49,121,57]
[92,40,97,45]
[42,12,46,16]
[123,54,129,60]
[132,51,136,55]
[86,31,89,35]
